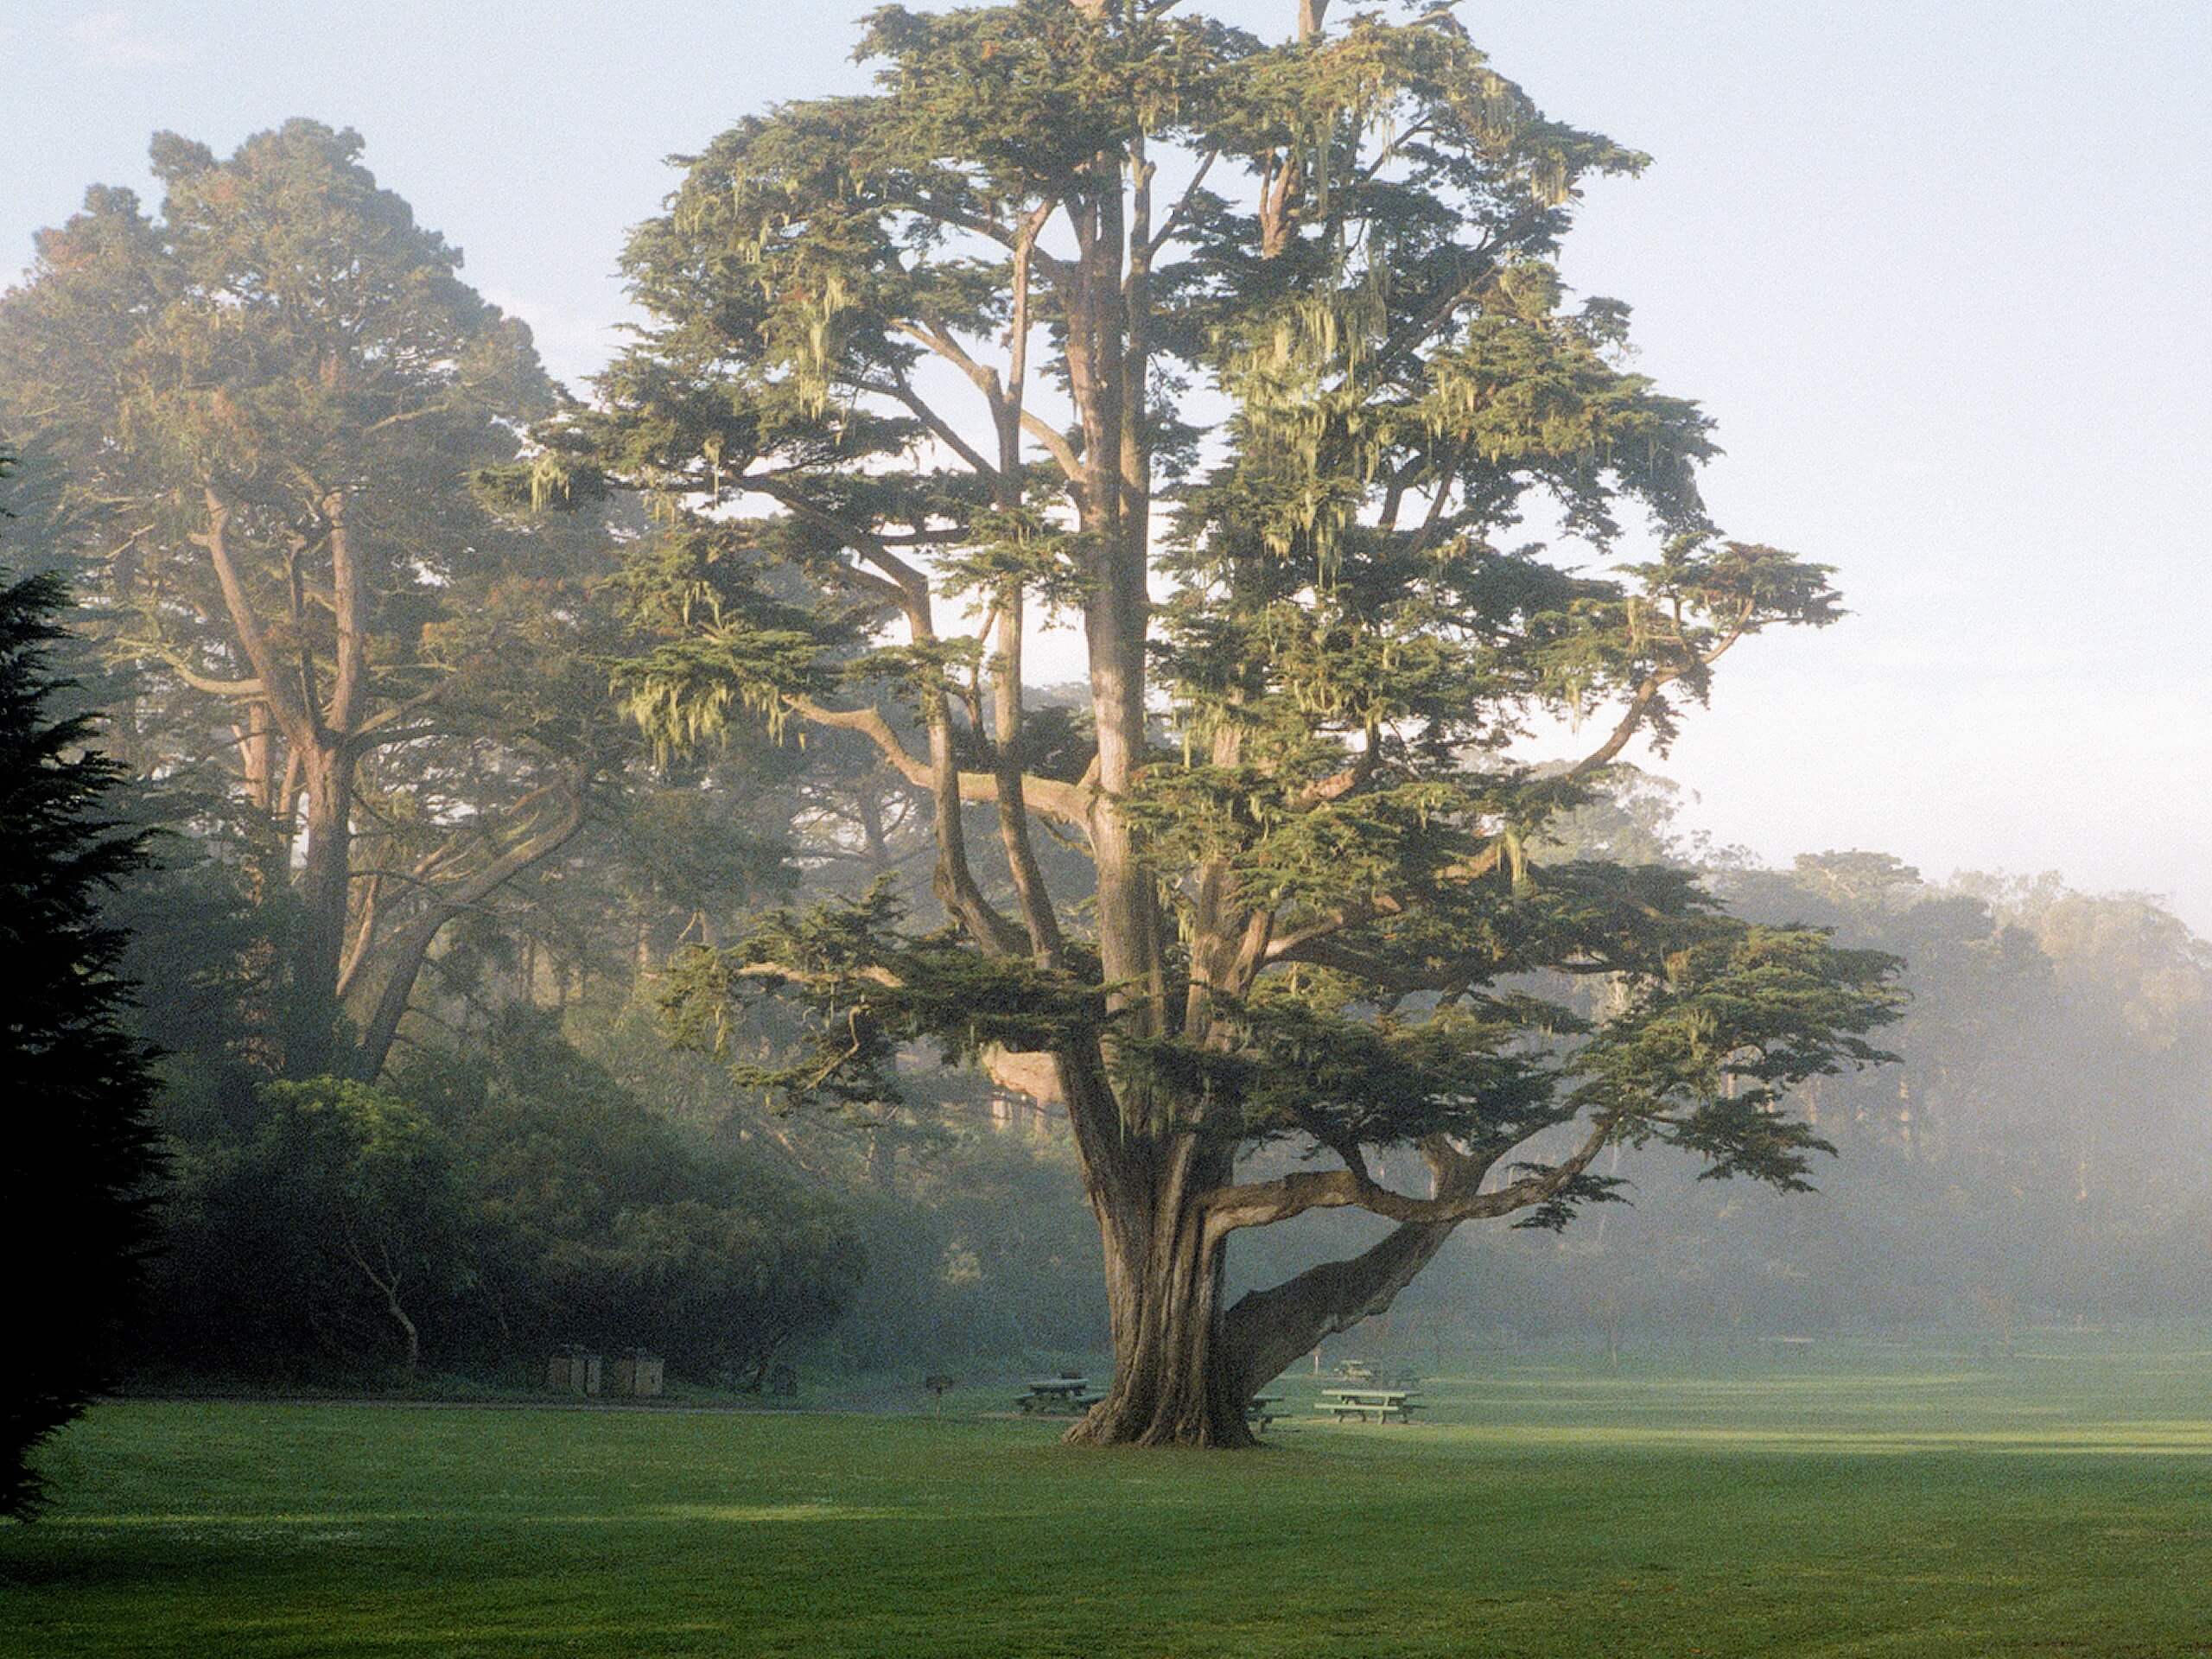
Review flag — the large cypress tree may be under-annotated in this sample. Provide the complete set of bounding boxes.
[594,0,1901,1445]
[0,454,163,1517]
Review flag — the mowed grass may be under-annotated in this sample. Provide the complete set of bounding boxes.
[9,1339,2212,1657]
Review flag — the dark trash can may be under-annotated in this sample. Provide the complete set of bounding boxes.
[610,1349,664,1398]
[547,1345,602,1396]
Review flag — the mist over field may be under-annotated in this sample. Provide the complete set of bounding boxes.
[3,3,2208,1654]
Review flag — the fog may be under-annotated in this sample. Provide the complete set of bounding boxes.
[5,0,2208,1417]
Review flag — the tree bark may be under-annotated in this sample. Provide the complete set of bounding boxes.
[346,783,586,1080]
[1066,1144,1258,1447]
[1066,1148,1464,1446]
[1060,1118,1477,1444]
[285,740,354,1078]
[1061,1092,1511,1444]
[1217,1219,1459,1402]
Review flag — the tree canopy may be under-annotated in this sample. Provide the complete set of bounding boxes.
[0,120,610,1079]
[583,0,1900,1445]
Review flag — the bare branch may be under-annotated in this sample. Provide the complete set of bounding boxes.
[139,650,264,699]
[192,486,308,739]
[874,373,1001,480]
[1205,1110,1615,1239]
[1144,149,1218,258]
[787,695,1091,829]
[1020,411,1084,485]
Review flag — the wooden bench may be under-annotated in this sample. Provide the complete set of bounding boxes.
[1318,1387,1421,1424]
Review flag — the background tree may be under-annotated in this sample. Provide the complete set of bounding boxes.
[0,122,603,1080]
[143,1020,870,1386]
[250,1079,470,1373]
[1387,795,2211,1357]
[589,0,1899,1446]
[395,1020,865,1385]
[0,461,163,1517]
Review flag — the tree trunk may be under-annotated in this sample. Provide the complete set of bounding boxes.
[387,1289,420,1375]
[1066,1151,1256,1447]
[345,783,585,1079]
[285,741,353,1078]
[1067,1147,1466,1447]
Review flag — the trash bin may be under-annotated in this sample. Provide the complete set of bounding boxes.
[548,1344,602,1395]
[610,1349,664,1398]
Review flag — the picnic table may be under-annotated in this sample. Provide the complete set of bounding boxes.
[1332,1359,1376,1382]
[1015,1376,1106,1414]
[1317,1386,1421,1424]
[1246,1395,1283,1429]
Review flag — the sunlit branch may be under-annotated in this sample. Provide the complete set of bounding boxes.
[785,695,1092,830]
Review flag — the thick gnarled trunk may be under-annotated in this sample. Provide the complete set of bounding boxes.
[1063,1099,1472,1446]
[1067,1156,1257,1448]
[1065,1162,1464,1446]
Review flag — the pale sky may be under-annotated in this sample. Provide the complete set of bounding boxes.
[6,1,2209,931]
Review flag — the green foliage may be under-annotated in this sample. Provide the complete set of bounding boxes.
[265,1080,469,1363]
[141,1023,867,1389]
[581,0,1898,1282]
[0,121,559,630]
[0,544,163,1520]
[0,122,620,1078]
[663,880,1109,1116]
[397,1027,863,1384]
[146,1079,468,1376]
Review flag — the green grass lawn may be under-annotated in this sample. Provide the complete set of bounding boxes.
[9,1338,2212,1657]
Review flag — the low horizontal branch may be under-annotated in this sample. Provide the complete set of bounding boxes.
[787,696,1091,829]
[1204,1112,1612,1240]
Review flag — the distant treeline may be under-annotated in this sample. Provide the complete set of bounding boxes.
[1291,779,2212,1351]
[69,676,2212,1382]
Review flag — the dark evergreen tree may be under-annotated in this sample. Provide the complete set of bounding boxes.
[0,461,164,1517]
